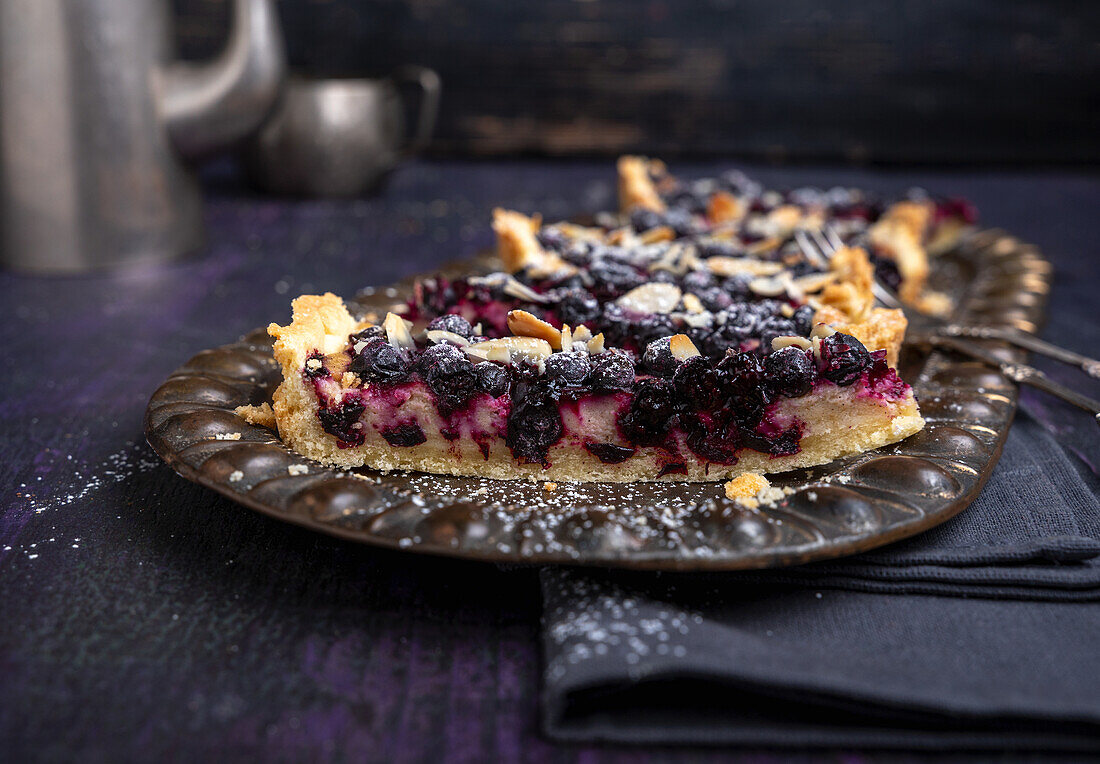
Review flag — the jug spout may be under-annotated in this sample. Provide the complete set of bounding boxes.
[160,0,286,158]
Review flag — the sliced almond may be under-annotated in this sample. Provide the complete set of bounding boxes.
[800,209,825,231]
[647,243,676,272]
[639,225,675,244]
[771,336,813,351]
[766,205,803,235]
[793,271,839,294]
[525,252,578,281]
[426,329,471,347]
[706,256,784,277]
[647,243,693,276]
[746,236,783,256]
[680,245,702,273]
[554,222,604,241]
[465,342,511,364]
[810,323,837,339]
[605,227,640,247]
[507,309,563,349]
[669,334,701,360]
[501,276,550,304]
[559,324,573,351]
[384,312,415,349]
[681,311,713,329]
[572,325,593,343]
[616,282,682,315]
[779,272,803,303]
[682,293,705,314]
[748,276,788,297]
[586,333,606,354]
[780,303,795,318]
[466,336,552,365]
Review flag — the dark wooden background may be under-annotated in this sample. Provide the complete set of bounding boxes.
[174,0,1099,164]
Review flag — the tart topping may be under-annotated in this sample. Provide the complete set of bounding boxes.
[585,332,606,355]
[669,333,701,360]
[559,324,573,351]
[638,225,675,244]
[770,335,813,352]
[616,282,682,314]
[554,288,600,327]
[415,343,479,414]
[427,314,475,338]
[474,362,510,397]
[426,329,472,347]
[589,352,635,392]
[682,293,705,314]
[465,335,553,364]
[470,273,550,304]
[544,352,593,387]
[748,275,788,297]
[793,271,838,294]
[764,346,817,397]
[642,337,681,377]
[349,337,410,384]
[507,309,563,349]
[383,312,416,350]
[707,190,745,224]
[572,324,593,344]
[815,332,872,386]
[706,257,784,278]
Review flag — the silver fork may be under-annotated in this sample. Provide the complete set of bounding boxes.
[795,228,1100,424]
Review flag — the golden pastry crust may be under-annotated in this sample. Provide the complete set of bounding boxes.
[811,245,909,364]
[492,208,543,272]
[724,473,770,501]
[267,293,365,467]
[816,246,876,323]
[869,201,933,305]
[617,155,666,213]
[234,402,277,429]
[815,306,908,368]
[492,208,578,279]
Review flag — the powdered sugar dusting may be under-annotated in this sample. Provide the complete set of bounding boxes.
[15,441,162,516]
[544,571,702,679]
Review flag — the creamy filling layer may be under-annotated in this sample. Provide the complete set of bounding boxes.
[304,346,912,471]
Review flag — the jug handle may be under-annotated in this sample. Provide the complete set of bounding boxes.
[392,66,441,154]
[159,0,286,159]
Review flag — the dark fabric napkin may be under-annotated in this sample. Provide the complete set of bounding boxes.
[540,407,1100,749]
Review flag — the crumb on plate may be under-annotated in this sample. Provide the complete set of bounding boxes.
[234,402,277,429]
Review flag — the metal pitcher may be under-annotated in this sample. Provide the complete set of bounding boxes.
[0,0,286,272]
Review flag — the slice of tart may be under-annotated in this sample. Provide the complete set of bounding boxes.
[264,294,923,482]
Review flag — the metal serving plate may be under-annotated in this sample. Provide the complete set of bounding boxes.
[145,229,1050,570]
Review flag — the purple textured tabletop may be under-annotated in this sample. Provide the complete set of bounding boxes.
[2,159,1098,762]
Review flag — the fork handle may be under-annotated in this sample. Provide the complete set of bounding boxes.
[939,325,1100,378]
[920,334,1100,422]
